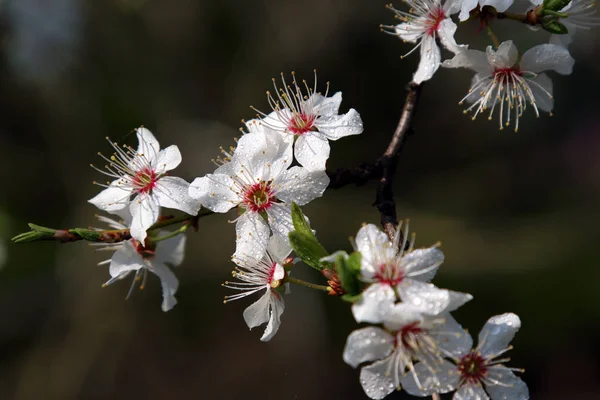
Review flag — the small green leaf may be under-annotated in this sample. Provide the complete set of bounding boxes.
[542,0,571,11]
[542,19,569,34]
[291,202,312,235]
[72,228,102,241]
[335,252,362,296]
[27,223,57,234]
[341,293,363,303]
[289,231,328,271]
[541,9,569,18]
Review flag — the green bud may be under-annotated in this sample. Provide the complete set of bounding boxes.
[542,0,571,11]
[334,252,362,296]
[542,19,569,34]
[71,228,102,241]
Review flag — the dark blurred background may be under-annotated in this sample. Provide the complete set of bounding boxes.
[1,0,599,399]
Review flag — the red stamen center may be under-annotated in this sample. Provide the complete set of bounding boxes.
[494,67,522,78]
[398,322,424,348]
[427,8,445,36]
[132,167,158,194]
[131,239,156,259]
[288,113,316,135]
[458,351,488,384]
[374,262,404,286]
[243,181,275,213]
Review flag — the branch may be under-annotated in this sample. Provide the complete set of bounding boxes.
[12,209,214,244]
[326,83,423,241]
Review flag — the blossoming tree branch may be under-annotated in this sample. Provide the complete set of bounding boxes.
[12,0,598,398]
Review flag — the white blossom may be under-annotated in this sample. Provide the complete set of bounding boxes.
[95,213,185,312]
[247,71,363,172]
[351,223,472,324]
[223,235,293,342]
[343,304,471,399]
[89,127,201,244]
[189,130,329,260]
[382,0,466,84]
[402,313,529,400]
[443,40,574,131]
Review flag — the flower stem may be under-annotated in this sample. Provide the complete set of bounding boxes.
[497,11,528,23]
[151,223,189,243]
[285,276,331,292]
[486,25,501,49]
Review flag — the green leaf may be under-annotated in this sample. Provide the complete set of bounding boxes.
[291,202,312,235]
[542,0,571,11]
[542,19,569,34]
[71,228,102,241]
[289,231,328,271]
[341,293,363,303]
[27,223,57,234]
[334,252,362,296]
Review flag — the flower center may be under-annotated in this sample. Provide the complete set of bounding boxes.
[494,67,522,78]
[268,262,282,288]
[132,239,156,259]
[398,321,424,349]
[288,113,317,135]
[131,167,158,194]
[426,8,445,36]
[374,262,404,286]
[243,181,275,213]
[458,351,488,384]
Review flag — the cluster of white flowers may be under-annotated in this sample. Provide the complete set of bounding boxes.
[383,0,597,131]
[342,223,527,399]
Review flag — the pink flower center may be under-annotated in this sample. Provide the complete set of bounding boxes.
[131,167,158,194]
[395,322,423,349]
[374,262,404,286]
[243,181,275,213]
[131,239,156,259]
[426,8,445,36]
[458,351,488,384]
[288,113,316,135]
[494,67,522,79]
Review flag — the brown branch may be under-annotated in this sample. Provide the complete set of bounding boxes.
[326,82,423,241]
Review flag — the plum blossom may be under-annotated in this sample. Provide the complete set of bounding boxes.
[248,71,363,172]
[189,130,329,260]
[89,127,201,244]
[351,223,472,323]
[94,213,185,312]
[382,0,466,84]
[223,235,293,342]
[343,303,471,399]
[402,313,529,400]
[443,40,574,131]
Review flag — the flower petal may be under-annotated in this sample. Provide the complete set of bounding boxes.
[351,284,396,324]
[155,232,187,266]
[454,383,490,400]
[480,0,515,13]
[153,145,182,174]
[234,212,270,261]
[293,134,330,172]
[243,289,270,329]
[154,176,201,215]
[260,291,285,341]
[343,327,395,368]
[443,49,490,75]
[395,22,422,43]
[397,280,471,316]
[135,127,160,162]
[236,130,293,181]
[189,174,239,213]
[265,203,294,244]
[316,108,364,140]
[150,261,179,312]
[413,34,441,84]
[485,366,529,400]
[266,234,293,262]
[487,41,518,68]
[129,193,159,244]
[477,313,521,359]
[458,0,478,21]
[401,360,460,396]
[431,313,473,358]
[276,166,329,204]
[109,242,144,277]
[402,247,444,282]
[381,302,424,331]
[88,180,132,212]
[520,43,575,75]
[355,224,396,277]
[359,356,397,399]
[437,19,466,55]
[311,91,342,117]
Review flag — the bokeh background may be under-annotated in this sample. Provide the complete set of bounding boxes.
[1,0,599,399]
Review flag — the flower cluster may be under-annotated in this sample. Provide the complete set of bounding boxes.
[383,0,597,131]
[342,224,527,399]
